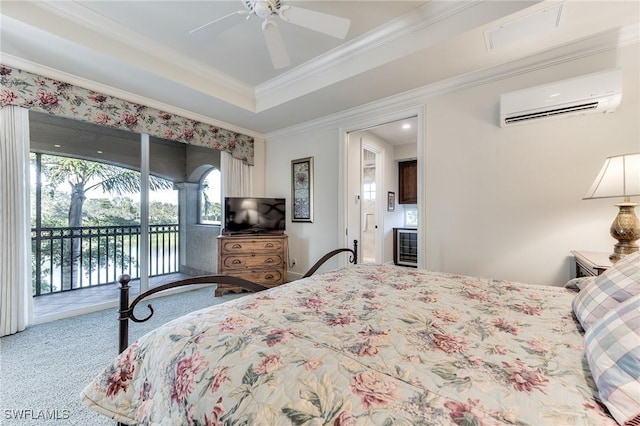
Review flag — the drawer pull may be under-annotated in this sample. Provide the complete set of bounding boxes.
[265,274,274,279]
[232,244,242,249]
[264,258,274,264]
[232,259,242,265]
[265,243,274,248]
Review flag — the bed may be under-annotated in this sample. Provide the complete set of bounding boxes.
[82,252,640,425]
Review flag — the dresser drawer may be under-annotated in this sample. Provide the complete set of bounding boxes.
[239,270,284,286]
[221,239,285,253]
[221,254,284,269]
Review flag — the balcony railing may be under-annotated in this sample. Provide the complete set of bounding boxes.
[31,224,179,296]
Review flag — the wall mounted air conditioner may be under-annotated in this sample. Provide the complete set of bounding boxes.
[500,68,622,127]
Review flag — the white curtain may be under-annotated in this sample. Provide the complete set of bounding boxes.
[221,151,253,197]
[0,106,33,336]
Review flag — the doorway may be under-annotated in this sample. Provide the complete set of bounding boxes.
[342,112,422,267]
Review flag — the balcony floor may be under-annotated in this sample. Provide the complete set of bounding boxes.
[33,273,197,324]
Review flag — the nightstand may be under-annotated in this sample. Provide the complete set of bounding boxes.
[571,250,614,278]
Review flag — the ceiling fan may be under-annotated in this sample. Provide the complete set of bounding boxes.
[189,0,351,69]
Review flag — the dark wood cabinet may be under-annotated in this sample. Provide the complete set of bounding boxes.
[398,160,417,204]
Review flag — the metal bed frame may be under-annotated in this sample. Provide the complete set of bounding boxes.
[117,240,358,354]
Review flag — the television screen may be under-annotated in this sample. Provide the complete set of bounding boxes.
[224,197,286,234]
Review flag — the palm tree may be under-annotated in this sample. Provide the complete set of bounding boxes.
[201,181,222,224]
[41,155,174,290]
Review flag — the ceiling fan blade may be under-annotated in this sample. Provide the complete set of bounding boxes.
[279,5,350,39]
[189,10,248,35]
[262,20,291,69]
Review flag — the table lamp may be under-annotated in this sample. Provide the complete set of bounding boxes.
[583,153,640,261]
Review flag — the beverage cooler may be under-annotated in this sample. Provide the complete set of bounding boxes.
[393,228,418,267]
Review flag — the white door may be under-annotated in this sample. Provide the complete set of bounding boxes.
[346,135,383,263]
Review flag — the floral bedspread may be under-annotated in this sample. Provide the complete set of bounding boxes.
[82,264,615,425]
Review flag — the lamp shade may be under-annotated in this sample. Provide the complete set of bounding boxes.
[584,153,640,200]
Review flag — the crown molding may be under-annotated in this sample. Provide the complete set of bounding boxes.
[3,0,543,115]
[256,1,473,97]
[255,1,488,111]
[25,1,257,111]
[22,0,468,113]
[1,53,265,141]
[266,23,639,141]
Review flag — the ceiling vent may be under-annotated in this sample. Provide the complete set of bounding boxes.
[499,68,622,128]
[485,2,565,51]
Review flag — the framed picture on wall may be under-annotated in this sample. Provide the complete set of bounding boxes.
[291,157,314,222]
[388,191,395,211]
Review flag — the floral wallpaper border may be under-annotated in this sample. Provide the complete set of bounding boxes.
[0,65,254,165]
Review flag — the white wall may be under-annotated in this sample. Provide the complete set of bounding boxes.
[425,44,638,285]
[395,143,417,161]
[265,42,639,286]
[252,138,266,196]
[264,127,341,279]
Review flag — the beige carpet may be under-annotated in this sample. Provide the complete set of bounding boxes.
[0,287,246,426]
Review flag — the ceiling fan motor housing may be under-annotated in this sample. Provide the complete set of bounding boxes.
[244,0,282,19]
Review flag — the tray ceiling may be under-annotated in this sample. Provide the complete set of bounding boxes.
[1,1,638,139]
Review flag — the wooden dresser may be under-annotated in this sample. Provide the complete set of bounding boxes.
[216,234,288,296]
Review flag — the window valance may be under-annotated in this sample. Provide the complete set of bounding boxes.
[0,65,254,165]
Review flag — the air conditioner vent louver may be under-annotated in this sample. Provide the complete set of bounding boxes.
[504,102,599,124]
[500,69,622,127]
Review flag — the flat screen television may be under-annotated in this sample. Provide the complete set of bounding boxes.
[224,197,286,234]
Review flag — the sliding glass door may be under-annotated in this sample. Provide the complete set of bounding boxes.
[29,112,178,295]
